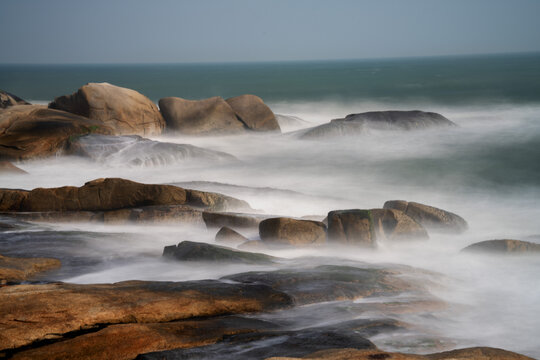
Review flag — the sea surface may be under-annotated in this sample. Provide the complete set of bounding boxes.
[1,53,540,357]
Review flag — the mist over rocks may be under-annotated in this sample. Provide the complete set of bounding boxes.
[225,94,281,132]
[371,208,429,241]
[215,226,248,244]
[49,82,165,136]
[0,90,30,109]
[462,239,540,254]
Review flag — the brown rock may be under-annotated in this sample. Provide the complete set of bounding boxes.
[0,280,293,352]
[384,200,467,234]
[159,96,245,134]
[0,90,30,109]
[259,217,326,246]
[327,210,376,247]
[215,226,248,244]
[0,105,113,160]
[49,82,165,136]
[0,161,27,174]
[370,208,429,241]
[0,254,61,283]
[226,94,280,131]
[462,239,540,254]
[103,205,204,225]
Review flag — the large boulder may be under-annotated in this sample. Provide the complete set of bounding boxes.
[226,94,280,132]
[0,90,30,109]
[259,217,326,246]
[203,211,267,230]
[49,82,165,136]
[327,210,376,247]
[300,110,456,139]
[159,96,244,134]
[462,239,540,254]
[0,254,61,284]
[0,105,113,160]
[163,241,276,264]
[383,200,467,234]
[370,208,429,241]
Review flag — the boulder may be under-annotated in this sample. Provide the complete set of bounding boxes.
[0,90,30,109]
[163,241,276,264]
[327,210,376,247]
[275,114,312,132]
[0,161,27,174]
[0,254,61,283]
[370,208,429,241]
[0,105,113,160]
[226,94,280,132]
[383,200,467,234]
[49,82,165,136]
[159,96,245,134]
[259,217,326,246]
[462,239,540,254]
[0,280,293,352]
[215,226,248,244]
[300,111,456,139]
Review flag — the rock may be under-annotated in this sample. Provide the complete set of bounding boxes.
[49,82,165,136]
[226,94,280,132]
[68,134,237,166]
[163,241,276,264]
[275,114,312,132]
[215,226,248,244]
[0,280,293,352]
[203,211,266,230]
[461,239,540,254]
[159,96,245,135]
[0,105,113,160]
[300,111,456,139]
[0,254,61,283]
[383,200,468,234]
[0,178,251,213]
[259,217,326,246]
[0,161,27,174]
[237,240,268,251]
[327,210,376,247]
[370,208,429,241]
[0,90,30,109]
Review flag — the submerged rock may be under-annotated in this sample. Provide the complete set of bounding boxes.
[215,226,248,244]
[0,161,27,174]
[383,200,468,234]
[0,105,113,160]
[462,239,540,254]
[275,114,312,132]
[0,90,30,109]
[226,94,280,132]
[300,110,456,139]
[49,82,165,136]
[259,217,327,246]
[371,208,429,241]
[0,253,61,284]
[327,209,376,247]
[163,241,276,264]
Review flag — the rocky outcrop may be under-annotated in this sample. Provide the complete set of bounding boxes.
[462,239,540,254]
[383,200,468,234]
[0,178,250,213]
[0,90,30,109]
[226,94,280,132]
[327,210,376,247]
[49,82,165,136]
[370,208,429,241]
[300,111,456,139]
[0,161,27,174]
[259,217,326,246]
[0,254,61,284]
[163,241,276,264]
[215,226,248,244]
[159,96,244,134]
[0,105,113,160]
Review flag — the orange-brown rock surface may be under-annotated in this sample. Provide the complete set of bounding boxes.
[0,254,61,283]
[226,94,281,132]
[259,217,327,246]
[371,208,429,241]
[0,90,30,109]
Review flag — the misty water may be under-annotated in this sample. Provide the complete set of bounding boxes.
[1,55,540,357]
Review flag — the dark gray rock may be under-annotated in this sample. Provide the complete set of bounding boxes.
[163,241,276,264]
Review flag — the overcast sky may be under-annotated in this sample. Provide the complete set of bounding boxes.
[1,0,540,64]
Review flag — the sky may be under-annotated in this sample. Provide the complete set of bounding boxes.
[1,0,540,64]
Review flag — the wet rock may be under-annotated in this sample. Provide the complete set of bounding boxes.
[237,240,268,251]
[69,134,237,165]
[215,226,248,244]
[103,205,204,225]
[300,111,456,139]
[371,208,429,241]
[0,90,30,109]
[203,211,266,230]
[49,82,165,136]
[383,200,467,234]
[159,96,245,135]
[163,241,276,264]
[275,114,312,132]
[0,161,27,174]
[0,280,293,352]
[226,94,280,132]
[327,210,376,247]
[0,254,61,283]
[0,105,113,161]
[461,239,540,254]
[259,217,326,246]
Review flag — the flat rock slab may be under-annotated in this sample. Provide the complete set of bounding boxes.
[259,217,327,246]
[0,280,293,351]
[0,254,61,283]
[163,241,277,264]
